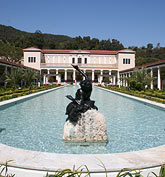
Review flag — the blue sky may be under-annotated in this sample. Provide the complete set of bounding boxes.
[0,0,165,48]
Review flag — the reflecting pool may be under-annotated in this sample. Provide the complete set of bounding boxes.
[0,86,165,154]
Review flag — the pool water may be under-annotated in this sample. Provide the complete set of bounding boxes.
[0,86,165,154]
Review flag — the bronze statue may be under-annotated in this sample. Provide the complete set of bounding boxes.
[65,65,98,124]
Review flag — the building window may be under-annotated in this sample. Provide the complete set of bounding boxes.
[72,58,75,63]
[78,58,82,63]
[84,58,87,64]
[28,57,36,63]
[123,58,130,64]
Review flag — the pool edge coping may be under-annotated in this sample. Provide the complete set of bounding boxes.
[0,143,165,172]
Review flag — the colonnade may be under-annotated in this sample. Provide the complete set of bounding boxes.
[42,68,120,85]
[119,65,165,90]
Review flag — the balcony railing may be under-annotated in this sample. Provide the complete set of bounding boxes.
[40,63,118,69]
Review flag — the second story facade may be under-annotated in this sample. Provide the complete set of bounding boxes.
[24,47,135,71]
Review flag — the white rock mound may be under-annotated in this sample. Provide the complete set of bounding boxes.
[63,109,107,142]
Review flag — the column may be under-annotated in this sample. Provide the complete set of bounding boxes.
[120,74,122,86]
[122,74,125,86]
[100,70,103,84]
[83,69,86,80]
[125,73,128,87]
[150,68,153,89]
[113,75,116,85]
[157,67,161,90]
[46,69,50,84]
[43,74,46,85]
[117,71,120,87]
[128,72,131,87]
[73,69,76,84]
[109,70,111,84]
[122,74,124,86]
[56,69,58,84]
[65,69,67,83]
[125,74,127,87]
[92,70,95,83]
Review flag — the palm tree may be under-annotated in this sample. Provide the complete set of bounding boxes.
[133,67,154,90]
[23,68,39,89]
[123,67,154,91]
[4,67,24,90]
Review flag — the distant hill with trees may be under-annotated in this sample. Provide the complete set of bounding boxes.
[0,24,164,66]
[129,43,165,66]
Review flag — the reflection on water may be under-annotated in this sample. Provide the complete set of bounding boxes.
[0,128,6,133]
[64,142,107,154]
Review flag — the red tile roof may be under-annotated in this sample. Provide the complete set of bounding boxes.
[42,49,74,53]
[42,49,118,54]
[85,50,118,54]
[135,60,165,68]
[0,59,39,71]
[120,60,165,73]
[23,47,135,55]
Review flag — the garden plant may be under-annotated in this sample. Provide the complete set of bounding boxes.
[102,67,165,104]
[0,161,165,177]
[0,67,59,102]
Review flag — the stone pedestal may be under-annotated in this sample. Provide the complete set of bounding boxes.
[63,109,107,142]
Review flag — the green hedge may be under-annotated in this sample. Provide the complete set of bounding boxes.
[0,84,59,102]
[104,86,165,104]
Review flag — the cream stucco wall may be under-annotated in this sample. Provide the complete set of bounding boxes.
[24,51,41,70]
[117,53,135,71]
[44,54,118,65]
[23,48,135,71]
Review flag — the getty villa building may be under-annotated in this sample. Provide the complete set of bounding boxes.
[22,47,165,89]
[23,47,136,85]
[0,47,164,89]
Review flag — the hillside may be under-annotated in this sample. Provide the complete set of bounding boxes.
[0,24,164,65]
[0,24,73,49]
[0,24,74,62]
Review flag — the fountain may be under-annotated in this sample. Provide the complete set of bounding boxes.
[63,65,107,142]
